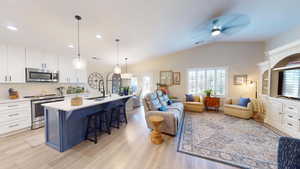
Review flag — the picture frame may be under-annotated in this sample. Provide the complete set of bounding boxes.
[173,72,181,85]
[234,74,248,85]
[160,71,173,86]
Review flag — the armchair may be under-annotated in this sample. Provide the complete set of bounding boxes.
[184,95,205,113]
[223,97,253,119]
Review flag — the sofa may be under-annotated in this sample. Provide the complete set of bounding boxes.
[223,97,253,119]
[184,95,205,113]
[143,90,184,135]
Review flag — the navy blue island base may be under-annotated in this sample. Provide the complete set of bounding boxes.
[44,97,131,152]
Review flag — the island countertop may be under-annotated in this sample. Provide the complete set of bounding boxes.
[43,95,132,112]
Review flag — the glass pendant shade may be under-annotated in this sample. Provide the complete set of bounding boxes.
[73,58,86,70]
[113,64,122,74]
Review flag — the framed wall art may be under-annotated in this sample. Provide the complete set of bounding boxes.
[173,72,181,85]
[160,71,173,86]
[233,74,247,85]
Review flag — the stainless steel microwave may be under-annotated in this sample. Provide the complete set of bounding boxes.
[26,68,59,82]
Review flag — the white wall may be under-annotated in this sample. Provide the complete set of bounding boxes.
[266,26,300,51]
[129,42,265,99]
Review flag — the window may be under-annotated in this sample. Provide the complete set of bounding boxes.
[142,76,151,97]
[188,67,227,96]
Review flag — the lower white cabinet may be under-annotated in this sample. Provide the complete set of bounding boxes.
[0,100,31,135]
[264,97,300,138]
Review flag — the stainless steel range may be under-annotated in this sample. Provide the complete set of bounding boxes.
[24,94,64,129]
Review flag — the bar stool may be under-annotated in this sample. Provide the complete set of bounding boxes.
[85,113,99,144]
[110,102,127,129]
[98,107,111,135]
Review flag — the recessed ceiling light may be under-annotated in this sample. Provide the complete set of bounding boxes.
[211,28,221,36]
[96,34,102,39]
[68,44,74,48]
[6,25,18,31]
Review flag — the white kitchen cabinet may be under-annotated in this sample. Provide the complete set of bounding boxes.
[44,52,59,71]
[26,48,59,71]
[0,44,26,83]
[0,44,7,83]
[59,55,76,83]
[0,100,31,135]
[7,45,26,83]
[25,48,43,69]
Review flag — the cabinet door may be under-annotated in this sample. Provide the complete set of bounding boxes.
[7,45,26,83]
[0,45,7,83]
[25,48,43,69]
[44,52,59,71]
[267,100,284,130]
[59,55,76,83]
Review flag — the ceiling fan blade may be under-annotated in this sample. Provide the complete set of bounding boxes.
[222,14,250,29]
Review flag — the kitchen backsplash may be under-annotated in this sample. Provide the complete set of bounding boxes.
[0,83,88,99]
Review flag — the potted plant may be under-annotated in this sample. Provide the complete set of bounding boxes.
[203,89,213,97]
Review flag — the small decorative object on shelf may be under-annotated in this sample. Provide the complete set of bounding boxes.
[8,88,19,100]
[71,96,83,106]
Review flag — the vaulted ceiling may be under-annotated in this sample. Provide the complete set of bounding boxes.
[0,0,299,64]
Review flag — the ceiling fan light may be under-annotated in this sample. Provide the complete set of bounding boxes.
[211,28,221,36]
[113,64,122,74]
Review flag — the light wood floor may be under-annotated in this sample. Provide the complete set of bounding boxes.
[0,107,238,169]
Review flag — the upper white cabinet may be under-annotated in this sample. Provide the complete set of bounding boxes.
[59,55,76,83]
[25,48,59,71]
[0,44,26,83]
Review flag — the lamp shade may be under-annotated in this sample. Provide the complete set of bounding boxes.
[113,64,122,74]
[73,58,86,70]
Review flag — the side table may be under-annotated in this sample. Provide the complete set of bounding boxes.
[149,115,164,144]
[205,97,220,112]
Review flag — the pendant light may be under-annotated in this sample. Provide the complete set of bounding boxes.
[121,57,132,79]
[73,15,85,69]
[113,39,122,74]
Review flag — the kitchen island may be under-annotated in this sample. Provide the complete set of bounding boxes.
[43,95,132,152]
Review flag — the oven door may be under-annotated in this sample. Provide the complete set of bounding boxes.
[32,99,64,118]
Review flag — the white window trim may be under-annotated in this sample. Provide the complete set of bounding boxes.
[186,66,229,97]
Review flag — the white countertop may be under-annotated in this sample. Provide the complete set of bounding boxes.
[42,95,133,112]
[0,98,31,104]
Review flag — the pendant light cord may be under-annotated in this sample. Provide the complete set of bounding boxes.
[75,15,82,60]
[116,39,120,65]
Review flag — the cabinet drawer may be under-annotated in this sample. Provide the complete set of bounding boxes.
[0,119,30,135]
[284,117,300,132]
[0,108,31,123]
[0,101,30,112]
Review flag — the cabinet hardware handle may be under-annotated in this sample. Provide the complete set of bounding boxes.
[9,76,11,81]
[8,113,19,117]
[288,115,293,118]
[8,124,19,128]
[288,107,294,110]
[288,123,293,126]
[7,105,18,107]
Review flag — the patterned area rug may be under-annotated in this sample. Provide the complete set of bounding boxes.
[178,112,280,169]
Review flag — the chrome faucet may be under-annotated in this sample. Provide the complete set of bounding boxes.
[98,79,105,98]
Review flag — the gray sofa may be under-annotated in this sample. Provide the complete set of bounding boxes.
[143,90,184,136]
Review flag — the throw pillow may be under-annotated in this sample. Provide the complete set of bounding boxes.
[158,105,168,111]
[238,97,251,107]
[193,96,201,102]
[185,94,194,102]
[167,100,173,105]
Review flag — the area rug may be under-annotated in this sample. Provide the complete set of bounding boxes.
[178,112,280,169]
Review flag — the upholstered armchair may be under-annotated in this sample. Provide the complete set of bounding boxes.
[184,95,205,113]
[278,137,300,169]
[223,97,253,119]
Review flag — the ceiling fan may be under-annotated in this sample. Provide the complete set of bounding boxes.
[194,14,250,45]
